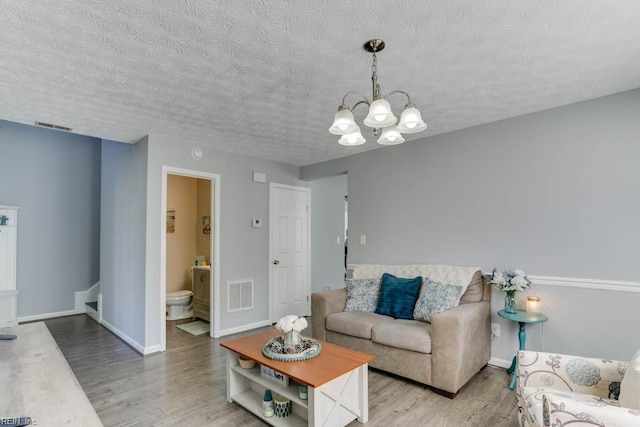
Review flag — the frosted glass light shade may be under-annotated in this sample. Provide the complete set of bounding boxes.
[338,128,366,146]
[397,106,427,133]
[363,98,397,128]
[377,126,405,145]
[329,107,358,135]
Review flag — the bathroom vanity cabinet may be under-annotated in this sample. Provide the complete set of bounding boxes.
[192,266,210,322]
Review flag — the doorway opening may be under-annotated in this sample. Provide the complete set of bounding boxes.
[160,166,221,351]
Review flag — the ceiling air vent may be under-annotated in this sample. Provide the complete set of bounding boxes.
[35,121,72,132]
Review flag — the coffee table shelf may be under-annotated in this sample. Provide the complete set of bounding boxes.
[232,389,307,427]
[228,355,308,426]
[230,364,308,408]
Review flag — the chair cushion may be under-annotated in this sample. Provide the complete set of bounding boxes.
[344,277,381,312]
[413,278,464,323]
[372,319,432,354]
[543,392,640,426]
[326,311,393,340]
[620,348,640,410]
[375,273,422,319]
[519,386,620,427]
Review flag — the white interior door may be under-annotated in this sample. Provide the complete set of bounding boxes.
[270,184,310,321]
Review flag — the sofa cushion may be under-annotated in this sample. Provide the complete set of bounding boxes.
[372,319,432,354]
[460,270,484,304]
[375,273,422,319]
[413,279,465,323]
[620,348,640,409]
[326,311,394,340]
[344,277,381,312]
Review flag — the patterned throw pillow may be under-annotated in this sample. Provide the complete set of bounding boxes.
[375,273,422,319]
[413,278,464,323]
[344,278,382,312]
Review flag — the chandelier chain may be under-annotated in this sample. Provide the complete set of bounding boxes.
[371,51,379,98]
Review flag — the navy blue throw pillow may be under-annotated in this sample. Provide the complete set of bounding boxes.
[375,273,423,319]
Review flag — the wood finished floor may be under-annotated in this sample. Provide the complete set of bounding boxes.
[44,315,519,426]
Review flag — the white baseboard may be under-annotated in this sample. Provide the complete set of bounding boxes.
[488,357,512,369]
[100,319,145,355]
[18,309,80,323]
[144,344,163,355]
[217,319,272,338]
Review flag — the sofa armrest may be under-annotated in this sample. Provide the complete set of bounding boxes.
[517,351,627,399]
[311,289,347,341]
[431,300,491,394]
[543,393,640,426]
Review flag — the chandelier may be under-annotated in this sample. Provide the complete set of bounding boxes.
[330,39,427,146]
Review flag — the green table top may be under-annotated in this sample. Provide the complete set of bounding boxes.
[498,309,548,324]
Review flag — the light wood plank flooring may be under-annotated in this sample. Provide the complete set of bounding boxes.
[44,315,519,426]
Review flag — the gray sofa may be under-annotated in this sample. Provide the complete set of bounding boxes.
[311,264,491,398]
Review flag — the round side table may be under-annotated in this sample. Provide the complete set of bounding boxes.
[497,309,548,389]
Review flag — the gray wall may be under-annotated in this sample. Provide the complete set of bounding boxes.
[144,135,302,347]
[301,89,640,362]
[100,137,148,346]
[307,174,348,293]
[0,121,101,317]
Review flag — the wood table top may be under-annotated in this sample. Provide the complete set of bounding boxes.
[221,329,375,388]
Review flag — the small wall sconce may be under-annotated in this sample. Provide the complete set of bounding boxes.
[526,296,542,315]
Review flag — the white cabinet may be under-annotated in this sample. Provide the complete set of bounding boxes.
[0,205,18,326]
[192,266,210,322]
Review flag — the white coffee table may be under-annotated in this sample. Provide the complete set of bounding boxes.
[221,329,375,426]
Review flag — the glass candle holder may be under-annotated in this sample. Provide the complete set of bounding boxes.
[526,296,542,315]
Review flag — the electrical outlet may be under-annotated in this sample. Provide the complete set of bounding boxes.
[491,323,501,338]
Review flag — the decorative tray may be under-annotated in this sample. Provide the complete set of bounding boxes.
[262,335,322,362]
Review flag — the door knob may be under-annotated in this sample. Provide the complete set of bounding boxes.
[273,260,280,265]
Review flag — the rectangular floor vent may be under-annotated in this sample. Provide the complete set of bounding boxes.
[228,280,253,312]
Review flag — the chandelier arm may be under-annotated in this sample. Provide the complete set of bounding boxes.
[341,91,371,107]
[351,100,370,111]
[382,90,413,106]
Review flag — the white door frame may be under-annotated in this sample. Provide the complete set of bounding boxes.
[269,183,311,322]
[160,166,221,350]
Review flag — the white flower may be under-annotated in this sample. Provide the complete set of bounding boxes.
[510,275,529,290]
[292,317,308,332]
[275,315,298,332]
[491,268,531,293]
[490,268,506,286]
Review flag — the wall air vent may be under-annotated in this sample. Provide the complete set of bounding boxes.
[35,121,72,132]
[228,279,254,312]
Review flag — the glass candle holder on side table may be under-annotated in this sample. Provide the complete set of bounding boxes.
[526,296,542,314]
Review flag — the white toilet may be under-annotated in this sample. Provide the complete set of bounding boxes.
[166,290,193,320]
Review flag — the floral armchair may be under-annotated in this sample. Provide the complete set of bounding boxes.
[516,350,640,427]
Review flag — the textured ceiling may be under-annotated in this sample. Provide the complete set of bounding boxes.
[1,1,640,166]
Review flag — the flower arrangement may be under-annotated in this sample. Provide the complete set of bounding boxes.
[491,268,531,293]
[275,315,308,333]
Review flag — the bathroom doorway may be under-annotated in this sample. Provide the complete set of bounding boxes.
[160,166,220,351]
